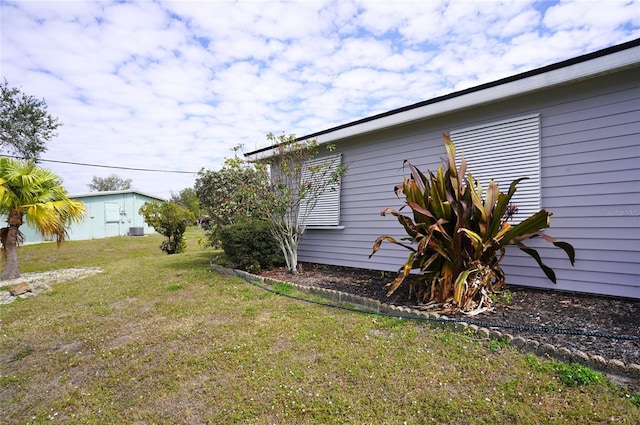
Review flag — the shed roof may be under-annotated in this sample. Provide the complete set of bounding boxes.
[69,189,167,202]
[246,38,640,159]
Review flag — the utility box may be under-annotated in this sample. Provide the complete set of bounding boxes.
[129,227,144,236]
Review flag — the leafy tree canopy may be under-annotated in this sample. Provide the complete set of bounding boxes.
[0,79,62,160]
[88,174,132,192]
[139,201,194,254]
[196,135,346,272]
[194,146,268,245]
[245,133,346,274]
[170,187,201,223]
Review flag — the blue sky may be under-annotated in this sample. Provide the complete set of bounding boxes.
[1,0,639,199]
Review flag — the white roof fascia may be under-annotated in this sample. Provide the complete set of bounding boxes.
[247,43,639,161]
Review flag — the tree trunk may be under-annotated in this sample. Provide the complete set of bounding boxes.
[1,212,23,280]
[276,228,300,275]
[286,243,299,275]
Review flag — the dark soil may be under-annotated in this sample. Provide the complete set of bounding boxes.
[259,262,640,369]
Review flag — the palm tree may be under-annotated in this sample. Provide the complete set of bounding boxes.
[0,158,85,280]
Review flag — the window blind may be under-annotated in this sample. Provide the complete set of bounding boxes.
[450,114,541,223]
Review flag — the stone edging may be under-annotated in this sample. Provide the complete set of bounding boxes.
[226,266,640,382]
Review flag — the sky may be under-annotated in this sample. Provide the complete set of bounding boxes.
[1,0,639,199]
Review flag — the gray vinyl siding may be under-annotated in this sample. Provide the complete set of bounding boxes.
[298,66,640,299]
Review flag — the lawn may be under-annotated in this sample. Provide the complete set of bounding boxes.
[1,228,638,424]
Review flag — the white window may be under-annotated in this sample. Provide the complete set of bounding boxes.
[298,154,342,228]
[450,114,541,223]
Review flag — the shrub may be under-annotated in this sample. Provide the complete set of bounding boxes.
[370,134,575,313]
[139,201,194,254]
[194,151,268,246]
[219,220,284,273]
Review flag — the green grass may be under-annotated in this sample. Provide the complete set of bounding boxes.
[488,337,510,352]
[555,362,604,386]
[1,227,638,424]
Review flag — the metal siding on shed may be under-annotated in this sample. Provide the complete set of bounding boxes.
[25,192,161,243]
[298,66,640,298]
[9,191,164,244]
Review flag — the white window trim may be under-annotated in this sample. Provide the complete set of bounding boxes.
[450,114,541,223]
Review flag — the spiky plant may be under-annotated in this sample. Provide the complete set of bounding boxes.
[370,134,575,313]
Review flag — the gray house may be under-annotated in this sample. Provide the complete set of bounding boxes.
[19,190,164,244]
[247,39,640,299]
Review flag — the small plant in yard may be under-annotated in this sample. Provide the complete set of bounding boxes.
[555,362,604,387]
[630,392,640,407]
[526,355,605,387]
[371,133,575,313]
[247,133,347,275]
[490,288,514,305]
[195,147,268,248]
[525,353,554,372]
[488,337,510,352]
[139,201,194,254]
[196,137,346,275]
[273,281,293,294]
[8,346,34,362]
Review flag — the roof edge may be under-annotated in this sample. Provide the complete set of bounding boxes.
[69,189,167,201]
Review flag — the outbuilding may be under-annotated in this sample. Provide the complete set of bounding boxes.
[19,190,164,243]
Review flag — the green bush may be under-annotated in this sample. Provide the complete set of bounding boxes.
[139,201,194,254]
[219,220,284,273]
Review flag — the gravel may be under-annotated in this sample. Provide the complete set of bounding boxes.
[0,268,102,305]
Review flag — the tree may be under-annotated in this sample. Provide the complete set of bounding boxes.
[88,174,132,192]
[139,201,194,254]
[195,135,345,272]
[0,158,85,279]
[0,79,62,160]
[246,133,346,274]
[170,188,201,225]
[194,146,268,245]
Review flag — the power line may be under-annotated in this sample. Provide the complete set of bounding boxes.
[1,155,199,174]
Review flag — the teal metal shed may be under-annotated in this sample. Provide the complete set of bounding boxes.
[18,190,166,244]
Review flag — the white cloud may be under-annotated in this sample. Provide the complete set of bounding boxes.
[1,0,638,198]
[544,0,640,30]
